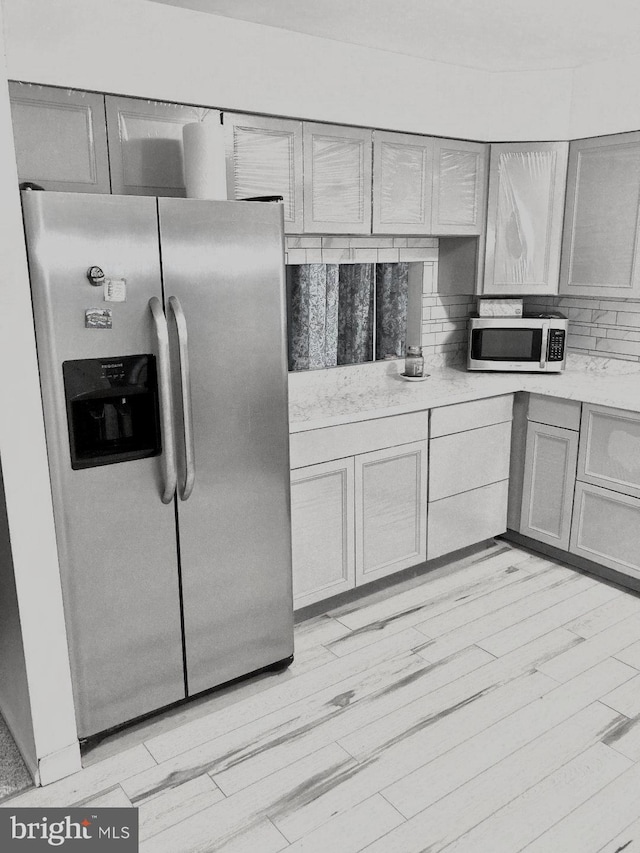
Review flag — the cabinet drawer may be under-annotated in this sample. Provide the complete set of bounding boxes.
[427,480,509,561]
[429,421,512,500]
[577,404,640,498]
[528,394,581,430]
[570,482,640,580]
[430,394,513,438]
[290,411,428,469]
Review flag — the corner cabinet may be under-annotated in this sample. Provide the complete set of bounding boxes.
[560,132,640,299]
[482,141,569,295]
[224,112,304,233]
[303,123,372,234]
[105,95,203,196]
[520,421,579,551]
[8,82,110,193]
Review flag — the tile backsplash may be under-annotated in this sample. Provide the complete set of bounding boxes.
[285,236,476,363]
[526,296,640,363]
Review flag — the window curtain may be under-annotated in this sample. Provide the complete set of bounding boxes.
[376,262,409,360]
[337,264,374,365]
[287,264,339,370]
[288,263,383,370]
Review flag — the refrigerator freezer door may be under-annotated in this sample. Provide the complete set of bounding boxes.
[22,192,185,737]
[158,198,294,696]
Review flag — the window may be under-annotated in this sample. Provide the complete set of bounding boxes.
[287,262,415,371]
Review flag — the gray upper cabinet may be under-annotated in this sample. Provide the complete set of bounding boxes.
[431,138,487,235]
[225,113,303,233]
[372,133,487,236]
[482,141,569,295]
[372,131,433,234]
[105,96,203,196]
[560,133,640,299]
[8,82,110,193]
[303,122,372,234]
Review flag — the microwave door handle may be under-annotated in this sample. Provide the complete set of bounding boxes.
[149,297,177,503]
[168,296,196,501]
[539,322,550,369]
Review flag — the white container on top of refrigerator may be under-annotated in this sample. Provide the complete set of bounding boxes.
[22,191,294,739]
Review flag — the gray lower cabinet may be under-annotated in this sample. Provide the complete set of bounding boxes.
[9,82,110,193]
[354,441,428,585]
[567,403,640,579]
[428,480,509,561]
[577,404,640,498]
[519,421,579,550]
[570,482,640,579]
[427,395,513,560]
[290,458,355,609]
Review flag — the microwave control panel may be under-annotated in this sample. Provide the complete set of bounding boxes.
[547,329,566,361]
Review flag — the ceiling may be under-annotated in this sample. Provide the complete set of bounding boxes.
[148,0,640,73]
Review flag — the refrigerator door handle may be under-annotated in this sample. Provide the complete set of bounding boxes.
[149,297,178,503]
[168,295,196,501]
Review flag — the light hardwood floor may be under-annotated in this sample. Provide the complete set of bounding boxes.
[4,539,640,852]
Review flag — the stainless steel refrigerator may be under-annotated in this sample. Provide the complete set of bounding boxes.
[22,191,294,739]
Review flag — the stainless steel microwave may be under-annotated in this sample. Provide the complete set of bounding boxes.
[467,313,568,372]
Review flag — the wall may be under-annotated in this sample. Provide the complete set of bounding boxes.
[0,1,81,784]
[1,0,575,142]
[527,296,640,362]
[0,461,36,776]
[571,51,640,139]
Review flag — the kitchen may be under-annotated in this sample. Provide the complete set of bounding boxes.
[3,0,640,850]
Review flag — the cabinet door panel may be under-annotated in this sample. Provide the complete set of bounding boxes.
[225,113,303,233]
[290,459,355,609]
[372,131,432,234]
[578,404,640,499]
[355,441,427,585]
[9,83,110,193]
[570,482,640,579]
[427,480,509,561]
[304,123,372,233]
[520,422,578,550]
[560,133,640,298]
[432,139,487,235]
[106,96,203,196]
[483,142,568,295]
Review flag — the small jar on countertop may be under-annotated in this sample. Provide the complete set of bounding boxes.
[404,345,424,377]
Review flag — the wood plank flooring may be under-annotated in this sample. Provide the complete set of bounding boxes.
[4,539,640,852]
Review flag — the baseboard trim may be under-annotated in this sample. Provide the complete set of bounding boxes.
[501,530,640,597]
[36,741,82,787]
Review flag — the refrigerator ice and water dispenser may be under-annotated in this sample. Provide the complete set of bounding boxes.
[62,354,161,469]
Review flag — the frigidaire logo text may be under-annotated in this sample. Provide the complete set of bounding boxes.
[9,814,131,846]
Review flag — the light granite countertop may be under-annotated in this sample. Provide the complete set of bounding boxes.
[288,354,640,433]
